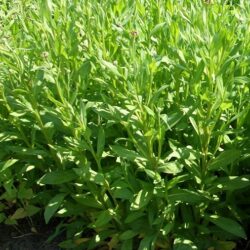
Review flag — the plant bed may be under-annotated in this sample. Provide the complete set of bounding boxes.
[0,0,250,249]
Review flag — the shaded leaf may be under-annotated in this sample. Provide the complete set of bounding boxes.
[206,215,246,239]
[38,170,78,185]
[94,210,113,228]
[44,193,66,224]
[208,150,241,171]
[72,194,103,209]
[120,230,138,240]
[210,176,250,191]
[168,189,208,204]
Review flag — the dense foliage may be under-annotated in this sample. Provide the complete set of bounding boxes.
[0,0,250,249]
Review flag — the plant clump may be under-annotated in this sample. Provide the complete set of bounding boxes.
[0,0,250,249]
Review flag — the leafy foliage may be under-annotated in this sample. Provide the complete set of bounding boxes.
[0,0,250,249]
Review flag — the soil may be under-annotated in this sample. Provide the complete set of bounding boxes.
[0,220,64,250]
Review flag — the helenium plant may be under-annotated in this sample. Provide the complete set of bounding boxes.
[0,0,250,249]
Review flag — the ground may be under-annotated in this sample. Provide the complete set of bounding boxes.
[0,220,63,250]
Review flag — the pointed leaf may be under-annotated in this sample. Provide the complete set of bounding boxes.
[208,150,241,171]
[72,194,103,209]
[44,193,66,224]
[131,189,152,210]
[168,189,207,204]
[97,126,105,158]
[158,162,183,175]
[120,230,138,240]
[206,215,246,239]
[0,159,18,173]
[138,233,157,250]
[101,60,121,77]
[210,176,250,191]
[38,170,78,185]
[94,210,113,228]
[111,145,142,161]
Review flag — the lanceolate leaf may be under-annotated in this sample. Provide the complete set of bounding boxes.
[44,193,66,224]
[208,150,241,171]
[161,111,183,131]
[100,60,121,77]
[138,233,157,250]
[120,230,138,241]
[158,161,183,175]
[94,210,113,228]
[11,205,40,220]
[38,170,78,185]
[206,215,247,239]
[168,189,208,204]
[110,145,142,161]
[209,176,250,191]
[131,189,153,210]
[1,1,250,249]
[72,194,103,209]
[0,159,18,173]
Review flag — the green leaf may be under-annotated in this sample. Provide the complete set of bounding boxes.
[206,215,246,239]
[0,159,18,173]
[38,170,78,185]
[144,169,161,181]
[158,161,183,175]
[78,60,91,79]
[114,188,133,200]
[193,60,205,83]
[89,170,106,185]
[100,59,121,77]
[161,111,183,130]
[11,208,27,220]
[210,176,250,191]
[121,239,133,250]
[166,174,190,190]
[161,222,174,236]
[173,238,198,250]
[189,117,199,135]
[0,213,6,223]
[11,205,40,220]
[94,210,113,228]
[17,187,33,200]
[44,193,66,224]
[168,189,207,204]
[150,22,166,35]
[97,126,105,158]
[208,150,241,171]
[72,194,103,209]
[138,233,157,250]
[177,49,186,63]
[131,189,152,210]
[125,211,145,223]
[111,145,141,161]
[25,205,40,217]
[234,76,250,84]
[120,230,138,240]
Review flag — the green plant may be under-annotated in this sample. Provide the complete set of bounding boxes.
[0,0,250,249]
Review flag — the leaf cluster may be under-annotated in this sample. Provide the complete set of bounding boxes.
[0,0,250,249]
